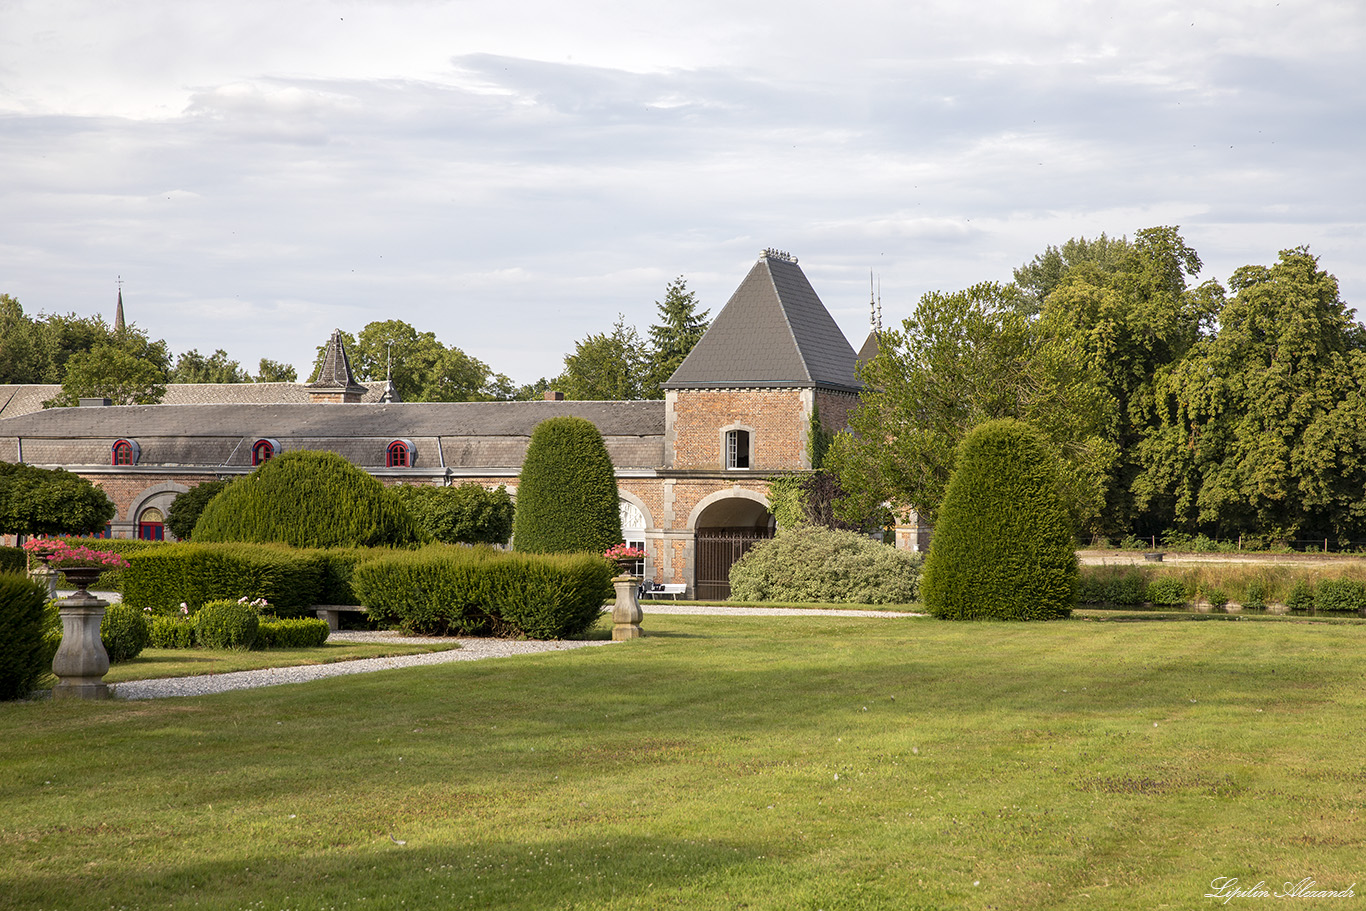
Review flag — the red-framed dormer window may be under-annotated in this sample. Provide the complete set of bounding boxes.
[111,439,140,466]
[387,439,414,468]
[252,438,278,466]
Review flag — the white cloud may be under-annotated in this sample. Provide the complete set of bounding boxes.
[0,0,1361,380]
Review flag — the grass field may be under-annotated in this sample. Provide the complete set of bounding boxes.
[3,614,1364,910]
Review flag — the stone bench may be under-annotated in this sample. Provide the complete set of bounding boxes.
[314,604,367,631]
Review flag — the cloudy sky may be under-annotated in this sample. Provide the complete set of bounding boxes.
[2,0,1362,386]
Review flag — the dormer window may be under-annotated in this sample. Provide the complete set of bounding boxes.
[387,439,414,468]
[111,439,141,466]
[725,429,751,470]
[252,438,278,466]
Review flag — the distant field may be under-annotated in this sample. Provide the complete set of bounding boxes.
[3,614,1364,910]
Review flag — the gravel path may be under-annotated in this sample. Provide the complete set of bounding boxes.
[110,605,920,701]
[112,635,612,700]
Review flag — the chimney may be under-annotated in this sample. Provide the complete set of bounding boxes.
[544,390,565,401]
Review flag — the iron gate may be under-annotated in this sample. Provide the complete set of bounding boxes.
[695,528,774,601]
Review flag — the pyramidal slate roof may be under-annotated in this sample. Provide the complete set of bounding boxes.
[663,251,861,392]
[307,329,368,395]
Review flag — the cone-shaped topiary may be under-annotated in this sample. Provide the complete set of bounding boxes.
[192,450,425,548]
[921,418,1076,620]
[513,416,622,554]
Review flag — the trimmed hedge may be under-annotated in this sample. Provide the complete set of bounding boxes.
[100,603,151,662]
[150,615,196,649]
[122,544,327,617]
[33,537,170,591]
[921,419,1076,621]
[728,525,922,604]
[193,450,426,548]
[195,599,260,650]
[353,545,611,639]
[256,617,331,649]
[0,545,25,574]
[513,416,622,555]
[0,571,49,700]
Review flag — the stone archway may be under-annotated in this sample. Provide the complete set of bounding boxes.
[689,491,774,601]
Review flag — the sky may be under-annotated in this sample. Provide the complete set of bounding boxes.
[2,0,1363,386]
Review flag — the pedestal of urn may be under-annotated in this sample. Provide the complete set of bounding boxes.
[612,576,643,640]
[50,566,111,700]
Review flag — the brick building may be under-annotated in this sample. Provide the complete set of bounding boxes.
[0,250,863,598]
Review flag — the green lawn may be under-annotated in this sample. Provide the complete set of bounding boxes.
[3,614,1364,910]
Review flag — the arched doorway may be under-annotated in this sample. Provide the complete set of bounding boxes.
[138,507,166,541]
[692,494,774,601]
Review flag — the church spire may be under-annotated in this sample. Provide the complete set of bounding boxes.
[114,276,126,335]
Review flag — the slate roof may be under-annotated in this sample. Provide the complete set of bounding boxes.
[664,251,860,392]
[856,330,881,364]
[0,382,391,419]
[0,401,666,470]
[306,329,368,395]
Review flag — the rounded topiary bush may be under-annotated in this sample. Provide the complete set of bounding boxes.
[921,418,1076,621]
[192,450,425,548]
[728,525,922,604]
[100,603,151,662]
[0,572,49,700]
[195,599,260,650]
[513,416,622,555]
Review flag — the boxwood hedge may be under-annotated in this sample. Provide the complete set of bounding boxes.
[353,545,611,639]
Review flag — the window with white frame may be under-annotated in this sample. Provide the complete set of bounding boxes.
[725,429,751,469]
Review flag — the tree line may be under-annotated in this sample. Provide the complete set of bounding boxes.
[830,226,1366,547]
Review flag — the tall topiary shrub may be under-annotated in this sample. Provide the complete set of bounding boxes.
[513,416,622,555]
[0,572,49,700]
[921,418,1077,620]
[192,451,425,548]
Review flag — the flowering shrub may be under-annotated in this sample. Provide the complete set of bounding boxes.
[22,540,130,570]
[603,544,644,561]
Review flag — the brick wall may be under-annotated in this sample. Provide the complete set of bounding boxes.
[668,388,809,471]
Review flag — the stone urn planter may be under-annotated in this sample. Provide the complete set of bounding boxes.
[51,566,112,700]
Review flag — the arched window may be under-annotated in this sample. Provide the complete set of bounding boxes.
[387,439,414,468]
[251,439,278,466]
[111,439,140,466]
[138,507,165,541]
[725,429,751,469]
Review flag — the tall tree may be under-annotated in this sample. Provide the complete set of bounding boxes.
[255,358,298,383]
[554,316,650,401]
[644,277,710,396]
[1013,233,1132,313]
[1030,225,1218,535]
[1134,247,1366,543]
[47,334,170,407]
[829,281,1117,532]
[308,320,507,402]
[172,349,251,383]
[0,462,116,536]
[0,294,43,384]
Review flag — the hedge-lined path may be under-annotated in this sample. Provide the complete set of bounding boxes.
[110,606,921,700]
